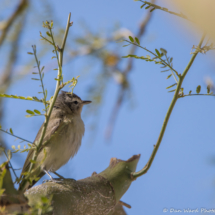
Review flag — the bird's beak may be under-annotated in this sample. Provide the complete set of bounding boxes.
[82,100,92,105]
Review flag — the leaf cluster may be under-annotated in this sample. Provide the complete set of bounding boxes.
[123,36,179,90]
[11,143,34,154]
[136,0,189,20]
[26,109,43,118]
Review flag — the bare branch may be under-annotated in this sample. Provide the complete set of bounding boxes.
[19,14,73,191]
[131,33,206,179]
[0,0,28,47]
[105,0,155,139]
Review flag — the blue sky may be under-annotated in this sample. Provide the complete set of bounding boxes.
[1,0,215,214]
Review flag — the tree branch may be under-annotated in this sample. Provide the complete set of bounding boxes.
[131,33,206,179]
[25,155,140,215]
[0,0,28,47]
[105,0,155,139]
[19,13,72,191]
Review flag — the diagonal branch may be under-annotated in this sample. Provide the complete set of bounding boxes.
[105,0,155,139]
[138,0,191,21]
[0,0,28,47]
[131,33,206,179]
[19,14,72,191]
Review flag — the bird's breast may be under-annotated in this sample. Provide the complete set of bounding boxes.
[42,116,85,172]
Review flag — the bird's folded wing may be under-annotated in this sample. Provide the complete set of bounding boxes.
[21,118,64,175]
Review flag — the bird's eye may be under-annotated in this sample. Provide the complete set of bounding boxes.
[73,101,78,105]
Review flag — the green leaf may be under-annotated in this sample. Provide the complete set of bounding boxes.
[189,90,192,95]
[41,66,45,72]
[31,78,40,81]
[170,57,173,63]
[32,72,38,74]
[128,54,137,58]
[41,73,44,80]
[161,70,170,72]
[53,68,58,70]
[135,37,140,45]
[166,74,172,79]
[26,110,35,115]
[25,115,33,118]
[122,44,131,47]
[21,172,29,176]
[46,31,51,37]
[207,85,210,94]
[34,109,41,115]
[145,5,151,9]
[45,89,48,98]
[150,7,156,12]
[41,196,49,203]
[30,159,36,164]
[9,128,13,135]
[168,89,176,93]
[51,56,56,59]
[155,49,161,57]
[166,83,177,89]
[160,48,167,55]
[27,52,33,55]
[196,85,201,94]
[140,3,146,8]
[32,96,40,101]
[128,36,134,43]
[0,124,1,129]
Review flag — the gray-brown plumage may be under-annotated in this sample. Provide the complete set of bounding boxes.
[18,91,91,191]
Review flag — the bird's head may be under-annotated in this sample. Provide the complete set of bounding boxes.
[54,91,91,115]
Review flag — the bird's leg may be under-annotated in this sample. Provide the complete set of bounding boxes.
[52,172,76,181]
[43,169,63,183]
[52,171,65,179]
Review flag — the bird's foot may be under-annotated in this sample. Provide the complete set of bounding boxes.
[43,178,64,184]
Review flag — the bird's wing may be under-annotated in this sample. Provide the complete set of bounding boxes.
[21,117,63,175]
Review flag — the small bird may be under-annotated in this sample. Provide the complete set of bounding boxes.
[18,91,91,191]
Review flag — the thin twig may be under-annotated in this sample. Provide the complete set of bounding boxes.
[58,18,73,81]
[180,93,215,98]
[3,150,18,181]
[131,33,206,179]
[165,55,178,83]
[19,14,72,191]
[0,129,32,143]
[124,39,178,75]
[138,1,191,21]
[32,45,47,112]
[118,200,131,209]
